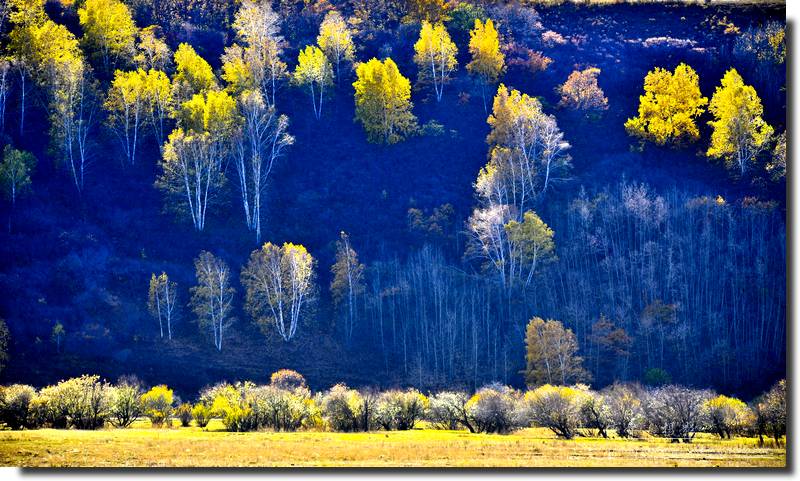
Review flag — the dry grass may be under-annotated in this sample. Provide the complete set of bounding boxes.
[0,422,786,468]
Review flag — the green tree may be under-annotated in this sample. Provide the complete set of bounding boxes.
[524,317,588,387]
[504,210,556,286]
[625,63,708,147]
[293,45,332,119]
[466,18,504,112]
[78,0,138,73]
[353,58,417,144]
[407,0,448,23]
[317,11,355,84]
[0,145,35,207]
[706,68,774,176]
[413,21,458,102]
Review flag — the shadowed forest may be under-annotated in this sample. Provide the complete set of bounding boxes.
[0,0,786,402]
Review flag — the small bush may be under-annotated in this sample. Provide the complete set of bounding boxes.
[643,385,711,442]
[176,403,193,427]
[578,390,611,438]
[108,382,143,428]
[210,383,257,432]
[0,384,36,430]
[703,395,751,439]
[752,379,786,445]
[270,369,307,392]
[375,389,428,431]
[191,402,212,428]
[643,368,671,386]
[427,391,472,431]
[34,375,112,430]
[557,68,608,112]
[602,383,644,438]
[141,385,174,427]
[252,384,314,432]
[518,384,587,439]
[320,384,363,432]
[466,384,519,434]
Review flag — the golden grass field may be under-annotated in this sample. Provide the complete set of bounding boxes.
[0,420,786,468]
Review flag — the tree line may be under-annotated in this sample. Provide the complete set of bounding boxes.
[0,369,786,446]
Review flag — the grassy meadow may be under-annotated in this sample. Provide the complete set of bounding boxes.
[0,420,786,468]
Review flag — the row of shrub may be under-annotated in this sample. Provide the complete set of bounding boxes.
[0,370,785,444]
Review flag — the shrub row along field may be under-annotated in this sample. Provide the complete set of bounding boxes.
[0,370,785,448]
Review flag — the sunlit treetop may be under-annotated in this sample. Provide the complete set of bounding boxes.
[624,63,708,147]
[353,57,417,144]
[78,0,138,72]
[467,18,505,84]
[706,68,773,175]
[173,43,218,101]
[178,90,240,136]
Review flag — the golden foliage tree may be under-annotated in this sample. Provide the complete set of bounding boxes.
[625,63,707,147]
[317,11,355,83]
[105,69,147,164]
[706,68,774,176]
[134,25,172,71]
[172,43,217,103]
[78,0,138,73]
[413,21,458,102]
[353,58,417,144]
[293,45,333,119]
[466,18,504,111]
[524,317,588,387]
[157,90,239,231]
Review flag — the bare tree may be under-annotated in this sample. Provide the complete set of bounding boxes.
[148,272,178,340]
[233,90,293,242]
[191,252,235,351]
[242,242,316,342]
[331,231,365,344]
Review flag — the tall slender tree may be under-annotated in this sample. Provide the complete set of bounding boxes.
[148,272,178,340]
[413,21,458,102]
[331,232,365,343]
[191,252,235,351]
[233,90,293,242]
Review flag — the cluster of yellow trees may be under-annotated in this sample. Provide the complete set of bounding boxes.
[625,63,781,178]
